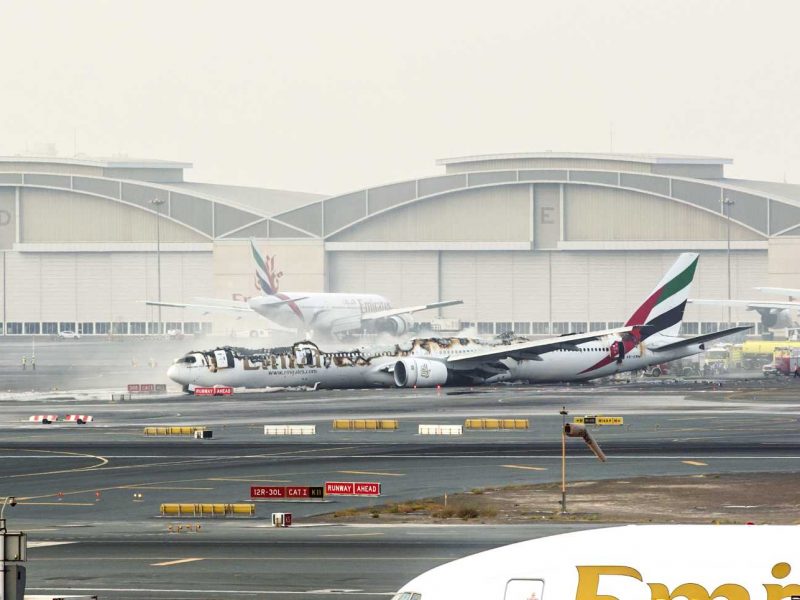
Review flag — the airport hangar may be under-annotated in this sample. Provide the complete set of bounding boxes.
[0,152,798,338]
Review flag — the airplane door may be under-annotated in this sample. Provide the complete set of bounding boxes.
[505,579,544,599]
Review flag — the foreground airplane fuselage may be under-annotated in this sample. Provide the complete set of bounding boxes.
[167,334,701,390]
[393,525,799,599]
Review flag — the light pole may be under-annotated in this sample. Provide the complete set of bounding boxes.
[723,197,735,328]
[560,406,568,513]
[151,197,166,336]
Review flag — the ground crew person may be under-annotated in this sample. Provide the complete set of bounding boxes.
[31,355,36,371]
[794,365,800,378]
[21,356,26,370]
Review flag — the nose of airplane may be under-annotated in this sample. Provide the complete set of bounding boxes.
[167,363,186,384]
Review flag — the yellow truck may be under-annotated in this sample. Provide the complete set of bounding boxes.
[703,344,744,373]
[740,339,800,370]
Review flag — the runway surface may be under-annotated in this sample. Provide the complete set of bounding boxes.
[1,351,799,597]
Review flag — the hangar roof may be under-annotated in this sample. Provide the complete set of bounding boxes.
[0,156,192,169]
[436,152,733,166]
[166,182,326,217]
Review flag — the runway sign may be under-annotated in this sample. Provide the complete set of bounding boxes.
[251,486,325,499]
[194,386,234,396]
[573,415,624,426]
[325,481,381,496]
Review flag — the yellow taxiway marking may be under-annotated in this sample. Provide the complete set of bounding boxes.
[151,557,205,567]
[682,460,708,467]
[0,448,108,479]
[502,464,548,471]
[337,470,404,477]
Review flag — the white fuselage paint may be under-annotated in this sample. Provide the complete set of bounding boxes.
[247,292,391,331]
[394,525,800,600]
[167,333,699,390]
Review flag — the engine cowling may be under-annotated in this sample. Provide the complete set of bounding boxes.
[374,315,413,336]
[393,358,449,388]
[755,307,794,330]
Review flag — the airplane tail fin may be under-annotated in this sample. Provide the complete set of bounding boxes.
[250,238,279,295]
[626,253,699,337]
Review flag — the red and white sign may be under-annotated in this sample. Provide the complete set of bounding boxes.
[353,482,381,496]
[140,383,155,392]
[325,481,381,497]
[194,387,233,396]
[127,384,140,392]
[286,486,310,498]
[29,415,58,423]
[251,486,287,499]
[65,415,93,423]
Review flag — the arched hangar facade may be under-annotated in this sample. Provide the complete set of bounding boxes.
[1,153,799,336]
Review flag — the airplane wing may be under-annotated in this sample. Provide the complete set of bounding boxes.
[446,326,644,366]
[360,300,463,322]
[145,296,309,314]
[689,299,800,310]
[144,300,252,313]
[649,325,752,353]
[755,287,800,298]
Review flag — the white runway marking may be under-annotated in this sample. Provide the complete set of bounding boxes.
[151,557,205,567]
[27,541,77,548]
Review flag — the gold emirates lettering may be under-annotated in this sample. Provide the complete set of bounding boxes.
[575,563,800,600]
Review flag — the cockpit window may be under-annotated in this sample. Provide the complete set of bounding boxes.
[179,355,197,364]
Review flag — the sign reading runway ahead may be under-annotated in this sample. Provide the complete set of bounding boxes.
[324,481,381,496]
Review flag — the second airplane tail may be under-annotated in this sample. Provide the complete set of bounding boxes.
[625,252,699,337]
[250,238,281,296]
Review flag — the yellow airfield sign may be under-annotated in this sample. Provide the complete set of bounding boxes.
[572,415,624,426]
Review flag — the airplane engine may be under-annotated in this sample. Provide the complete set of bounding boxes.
[754,307,794,330]
[375,314,413,336]
[393,358,449,388]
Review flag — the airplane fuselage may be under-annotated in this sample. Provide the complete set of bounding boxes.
[247,292,392,332]
[167,334,699,391]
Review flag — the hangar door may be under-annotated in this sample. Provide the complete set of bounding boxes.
[327,251,439,309]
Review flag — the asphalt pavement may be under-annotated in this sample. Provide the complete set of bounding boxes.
[1,339,800,598]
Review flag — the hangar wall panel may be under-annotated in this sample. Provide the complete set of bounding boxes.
[76,254,112,321]
[6,253,42,321]
[20,189,207,243]
[3,251,212,324]
[533,184,559,249]
[361,249,768,326]
[564,186,764,241]
[766,238,800,288]
[328,251,438,310]
[40,254,78,321]
[329,186,530,243]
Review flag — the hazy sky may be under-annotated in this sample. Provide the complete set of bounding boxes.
[2,0,799,195]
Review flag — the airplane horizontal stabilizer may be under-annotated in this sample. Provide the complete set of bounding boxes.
[650,325,752,353]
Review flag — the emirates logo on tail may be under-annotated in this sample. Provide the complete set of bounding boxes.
[251,239,283,295]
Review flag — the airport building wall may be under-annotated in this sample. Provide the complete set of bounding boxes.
[0,153,798,336]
